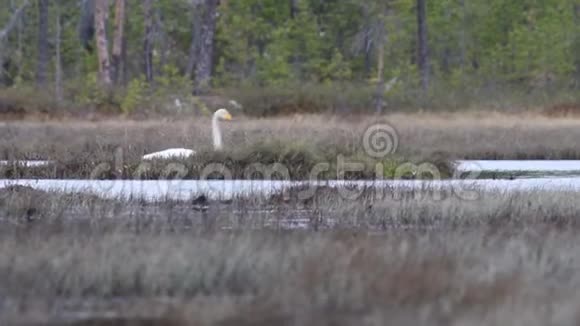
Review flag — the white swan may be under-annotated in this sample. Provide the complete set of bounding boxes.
[142,108,232,160]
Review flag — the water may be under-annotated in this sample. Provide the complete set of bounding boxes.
[2,177,580,200]
[0,160,53,167]
[456,160,580,173]
[2,160,580,200]
[2,160,579,172]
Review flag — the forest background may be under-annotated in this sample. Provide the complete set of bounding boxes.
[0,0,578,116]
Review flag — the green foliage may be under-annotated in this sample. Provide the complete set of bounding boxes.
[121,77,148,114]
[1,0,580,113]
[154,65,192,98]
[224,82,376,116]
[320,50,352,83]
[120,66,195,114]
[127,139,450,180]
[74,72,112,108]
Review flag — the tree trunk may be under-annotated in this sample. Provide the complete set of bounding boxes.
[143,0,154,83]
[94,0,112,87]
[1,0,30,86]
[79,0,95,52]
[0,0,30,85]
[121,28,128,84]
[194,0,219,93]
[374,13,387,114]
[374,43,386,113]
[16,0,24,80]
[574,3,580,85]
[0,0,30,42]
[358,3,373,78]
[417,0,429,93]
[111,0,126,84]
[0,56,5,86]
[186,1,202,79]
[377,41,384,83]
[290,0,298,19]
[156,8,168,71]
[459,0,467,71]
[363,27,372,77]
[36,0,49,87]
[55,0,63,102]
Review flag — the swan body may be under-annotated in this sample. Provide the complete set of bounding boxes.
[142,148,196,160]
[143,108,232,160]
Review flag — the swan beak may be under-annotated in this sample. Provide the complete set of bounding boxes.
[224,113,233,120]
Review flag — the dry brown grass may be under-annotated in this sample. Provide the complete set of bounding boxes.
[4,228,580,325]
[1,186,580,325]
[389,112,580,159]
[543,102,580,117]
[1,112,579,164]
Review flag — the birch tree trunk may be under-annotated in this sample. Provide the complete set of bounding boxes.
[574,3,580,85]
[111,0,126,85]
[143,0,154,83]
[36,0,49,87]
[459,0,467,71]
[194,0,219,93]
[95,0,112,87]
[55,0,63,102]
[417,0,429,93]
[374,11,387,114]
[0,0,30,86]
[16,0,24,82]
[186,1,202,79]
[156,8,168,71]
[0,0,30,43]
[363,27,372,77]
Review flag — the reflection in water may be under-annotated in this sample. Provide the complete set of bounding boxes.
[1,160,580,200]
[0,160,53,167]
[1,177,580,201]
[456,160,580,172]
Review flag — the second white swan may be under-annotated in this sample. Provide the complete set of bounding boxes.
[142,108,233,160]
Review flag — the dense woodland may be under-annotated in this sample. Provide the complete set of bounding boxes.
[0,0,579,114]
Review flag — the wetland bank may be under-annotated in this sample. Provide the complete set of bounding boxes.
[2,113,580,325]
[2,184,580,325]
[4,0,580,323]
[2,113,580,179]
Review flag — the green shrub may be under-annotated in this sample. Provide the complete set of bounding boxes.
[222,82,376,116]
[121,77,148,115]
[0,139,453,180]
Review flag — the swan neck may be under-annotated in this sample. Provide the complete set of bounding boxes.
[212,115,222,150]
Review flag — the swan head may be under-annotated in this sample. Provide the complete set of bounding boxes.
[214,108,232,121]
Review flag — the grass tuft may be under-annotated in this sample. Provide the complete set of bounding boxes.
[1,187,580,324]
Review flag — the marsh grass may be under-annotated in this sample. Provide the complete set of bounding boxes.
[0,117,457,180]
[0,144,445,180]
[1,113,580,165]
[2,185,580,325]
[2,184,580,325]
[3,183,579,230]
[2,113,580,323]
[0,113,580,180]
